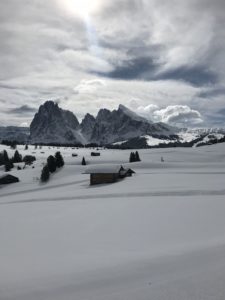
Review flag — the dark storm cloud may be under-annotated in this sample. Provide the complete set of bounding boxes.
[203,111,225,127]
[197,87,225,98]
[94,56,159,80]
[155,66,218,86]
[217,108,225,115]
[93,0,223,87]
[7,105,37,115]
[94,59,218,87]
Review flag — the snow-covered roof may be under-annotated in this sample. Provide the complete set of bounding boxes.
[120,169,135,176]
[83,164,123,174]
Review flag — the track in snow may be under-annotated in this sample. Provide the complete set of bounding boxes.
[0,179,87,198]
[1,189,225,206]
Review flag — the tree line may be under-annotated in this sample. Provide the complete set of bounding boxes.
[41,152,64,182]
[0,149,36,172]
[129,151,141,163]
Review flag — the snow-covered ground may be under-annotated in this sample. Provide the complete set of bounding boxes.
[1,143,225,300]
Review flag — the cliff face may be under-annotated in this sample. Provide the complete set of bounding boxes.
[30,101,81,144]
[89,105,174,144]
[29,101,178,146]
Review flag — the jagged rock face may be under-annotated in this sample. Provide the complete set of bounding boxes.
[90,105,174,144]
[80,113,96,142]
[30,101,80,144]
[62,110,79,130]
[29,101,177,145]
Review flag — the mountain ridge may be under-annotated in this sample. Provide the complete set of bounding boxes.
[1,101,225,148]
[29,101,178,145]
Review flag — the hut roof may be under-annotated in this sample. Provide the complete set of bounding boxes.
[120,168,136,176]
[83,164,123,174]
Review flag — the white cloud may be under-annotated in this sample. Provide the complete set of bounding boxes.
[74,79,106,94]
[137,104,159,116]
[20,122,29,127]
[138,104,203,126]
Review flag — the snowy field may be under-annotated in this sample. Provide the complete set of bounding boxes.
[1,143,225,300]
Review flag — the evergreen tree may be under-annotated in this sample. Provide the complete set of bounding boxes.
[25,144,28,150]
[40,165,50,182]
[55,151,64,168]
[0,152,4,166]
[47,155,57,173]
[23,155,36,165]
[129,152,135,163]
[5,161,13,172]
[3,150,9,164]
[13,150,22,163]
[135,151,141,162]
[129,152,132,163]
[10,142,17,150]
[82,157,86,165]
[9,159,14,169]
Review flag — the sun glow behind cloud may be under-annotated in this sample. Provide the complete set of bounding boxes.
[60,0,102,18]
[58,0,107,80]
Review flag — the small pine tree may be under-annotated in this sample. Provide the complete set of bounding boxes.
[55,151,64,168]
[0,153,4,166]
[10,142,17,150]
[40,165,50,182]
[135,151,141,162]
[9,159,14,169]
[129,152,135,163]
[82,157,86,165]
[5,161,13,172]
[47,155,57,173]
[25,144,28,150]
[129,152,132,163]
[13,150,22,163]
[3,150,9,164]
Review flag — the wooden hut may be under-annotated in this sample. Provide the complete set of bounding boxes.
[91,152,101,157]
[84,165,135,185]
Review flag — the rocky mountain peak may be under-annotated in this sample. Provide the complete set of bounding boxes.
[30,101,80,144]
[30,101,177,146]
[38,101,59,115]
[82,113,96,122]
[80,113,96,141]
[96,108,112,122]
[117,104,152,123]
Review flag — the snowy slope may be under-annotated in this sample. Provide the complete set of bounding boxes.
[194,133,225,147]
[1,144,225,299]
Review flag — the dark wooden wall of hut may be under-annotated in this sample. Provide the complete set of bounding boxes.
[90,173,118,185]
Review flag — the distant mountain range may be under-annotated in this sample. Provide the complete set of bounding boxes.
[0,126,30,143]
[30,101,178,145]
[1,101,225,148]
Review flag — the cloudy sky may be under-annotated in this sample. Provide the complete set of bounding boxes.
[0,0,225,127]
